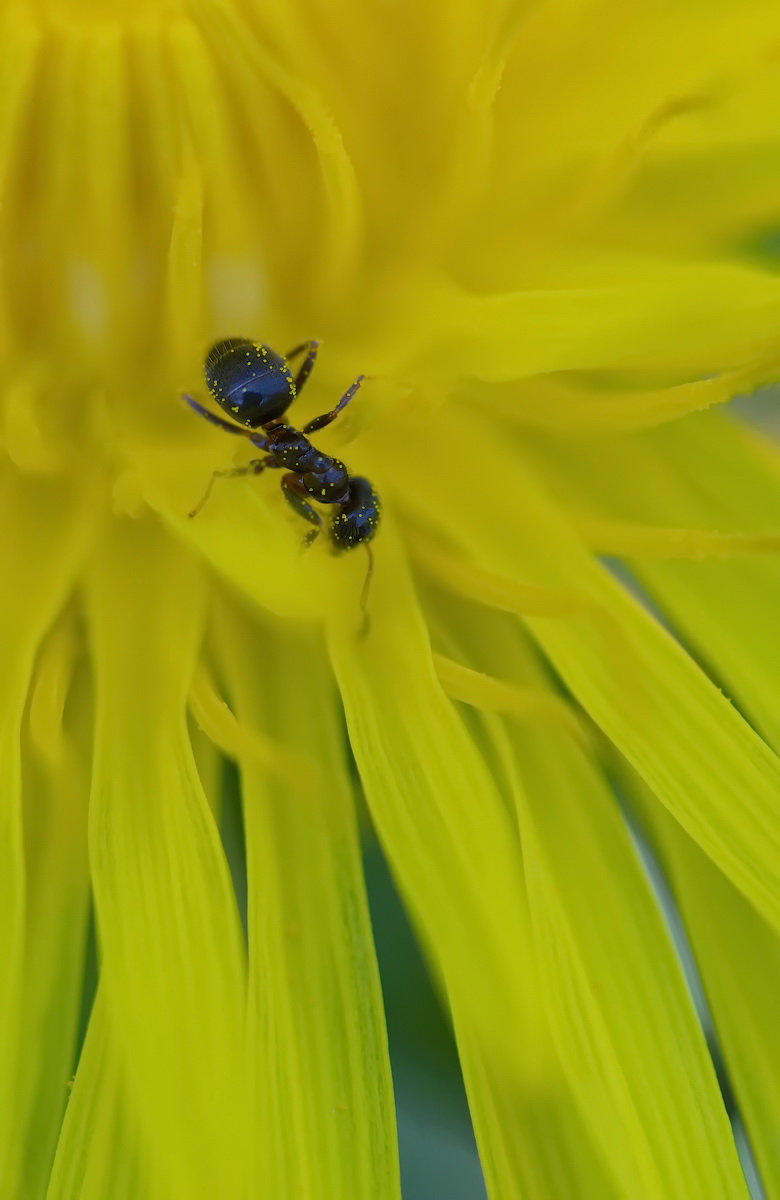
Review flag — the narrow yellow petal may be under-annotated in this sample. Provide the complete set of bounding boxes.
[433,651,589,745]
[0,471,99,1195]
[195,0,363,300]
[408,530,597,618]
[487,357,780,434]
[327,519,549,1080]
[625,415,780,751]
[11,625,91,1200]
[86,519,247,1200]
[630,780,780,1198]
[394,263,780,382]
[527,410,780,751]
[189,661,294,782]
[639,556,780,751]
[518,745,746,1198]
[443,604,747,1199]
[47,995,151,1200]
[426,5,527,253]
[214,599,401,1200]
[532,597,780,944]
[459,1037,623,1200]
[165,154,205,381]
[571,513,780,558]
[187,714,224,820]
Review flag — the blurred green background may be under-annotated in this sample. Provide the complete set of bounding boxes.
[363,842,487,1200]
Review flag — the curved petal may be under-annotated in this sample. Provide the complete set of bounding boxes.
[384,413,780,941]
[85,519,247,1200]
[327,519,548,1081]
[214,600,401,1200]
[0,470,100,1196]
[47,995,151,1200]
[393,263,780,383]
[628,779,780,1199]
[441,602,747,1199]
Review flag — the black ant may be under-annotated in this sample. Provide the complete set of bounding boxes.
[183,338,380,628]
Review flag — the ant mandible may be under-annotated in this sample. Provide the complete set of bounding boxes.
[183,338,381,626]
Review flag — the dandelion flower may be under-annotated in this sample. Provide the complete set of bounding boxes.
[5,1,780,1197]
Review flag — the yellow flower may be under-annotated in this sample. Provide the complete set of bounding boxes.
[5,0,780,1196]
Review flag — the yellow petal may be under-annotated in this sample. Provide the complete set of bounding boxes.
[386,411,780,941]
[152,478,324,622]
[0,470,99,1195]
[571,513,780,558]
[526,409,780,751]
[481,358,780,434]
[443,601,747,1199]
[11,620,91,1200]
[47,994,151,1200]
[214,598,401,1200]
[394,262,780,383]
[630,779,780,1198]
[327,518,549,1080]
[459,1035,622,1200]
[85,519,247,1200]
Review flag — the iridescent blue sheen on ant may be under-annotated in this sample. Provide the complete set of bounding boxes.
[331,478,381,550]
[183,338,381,626]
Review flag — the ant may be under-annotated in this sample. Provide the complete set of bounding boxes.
[183,338,381,628]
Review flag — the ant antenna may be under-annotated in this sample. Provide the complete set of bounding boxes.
[359,543,375,637]
[188,474,219,519]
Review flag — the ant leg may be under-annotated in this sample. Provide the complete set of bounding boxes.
[359,542,375,638]
[284,339,320,396]
[303,374,365,435]
[189,455,276,519]
[182,394,271,451]
[183,393,248,437]
[281,473,322,547]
